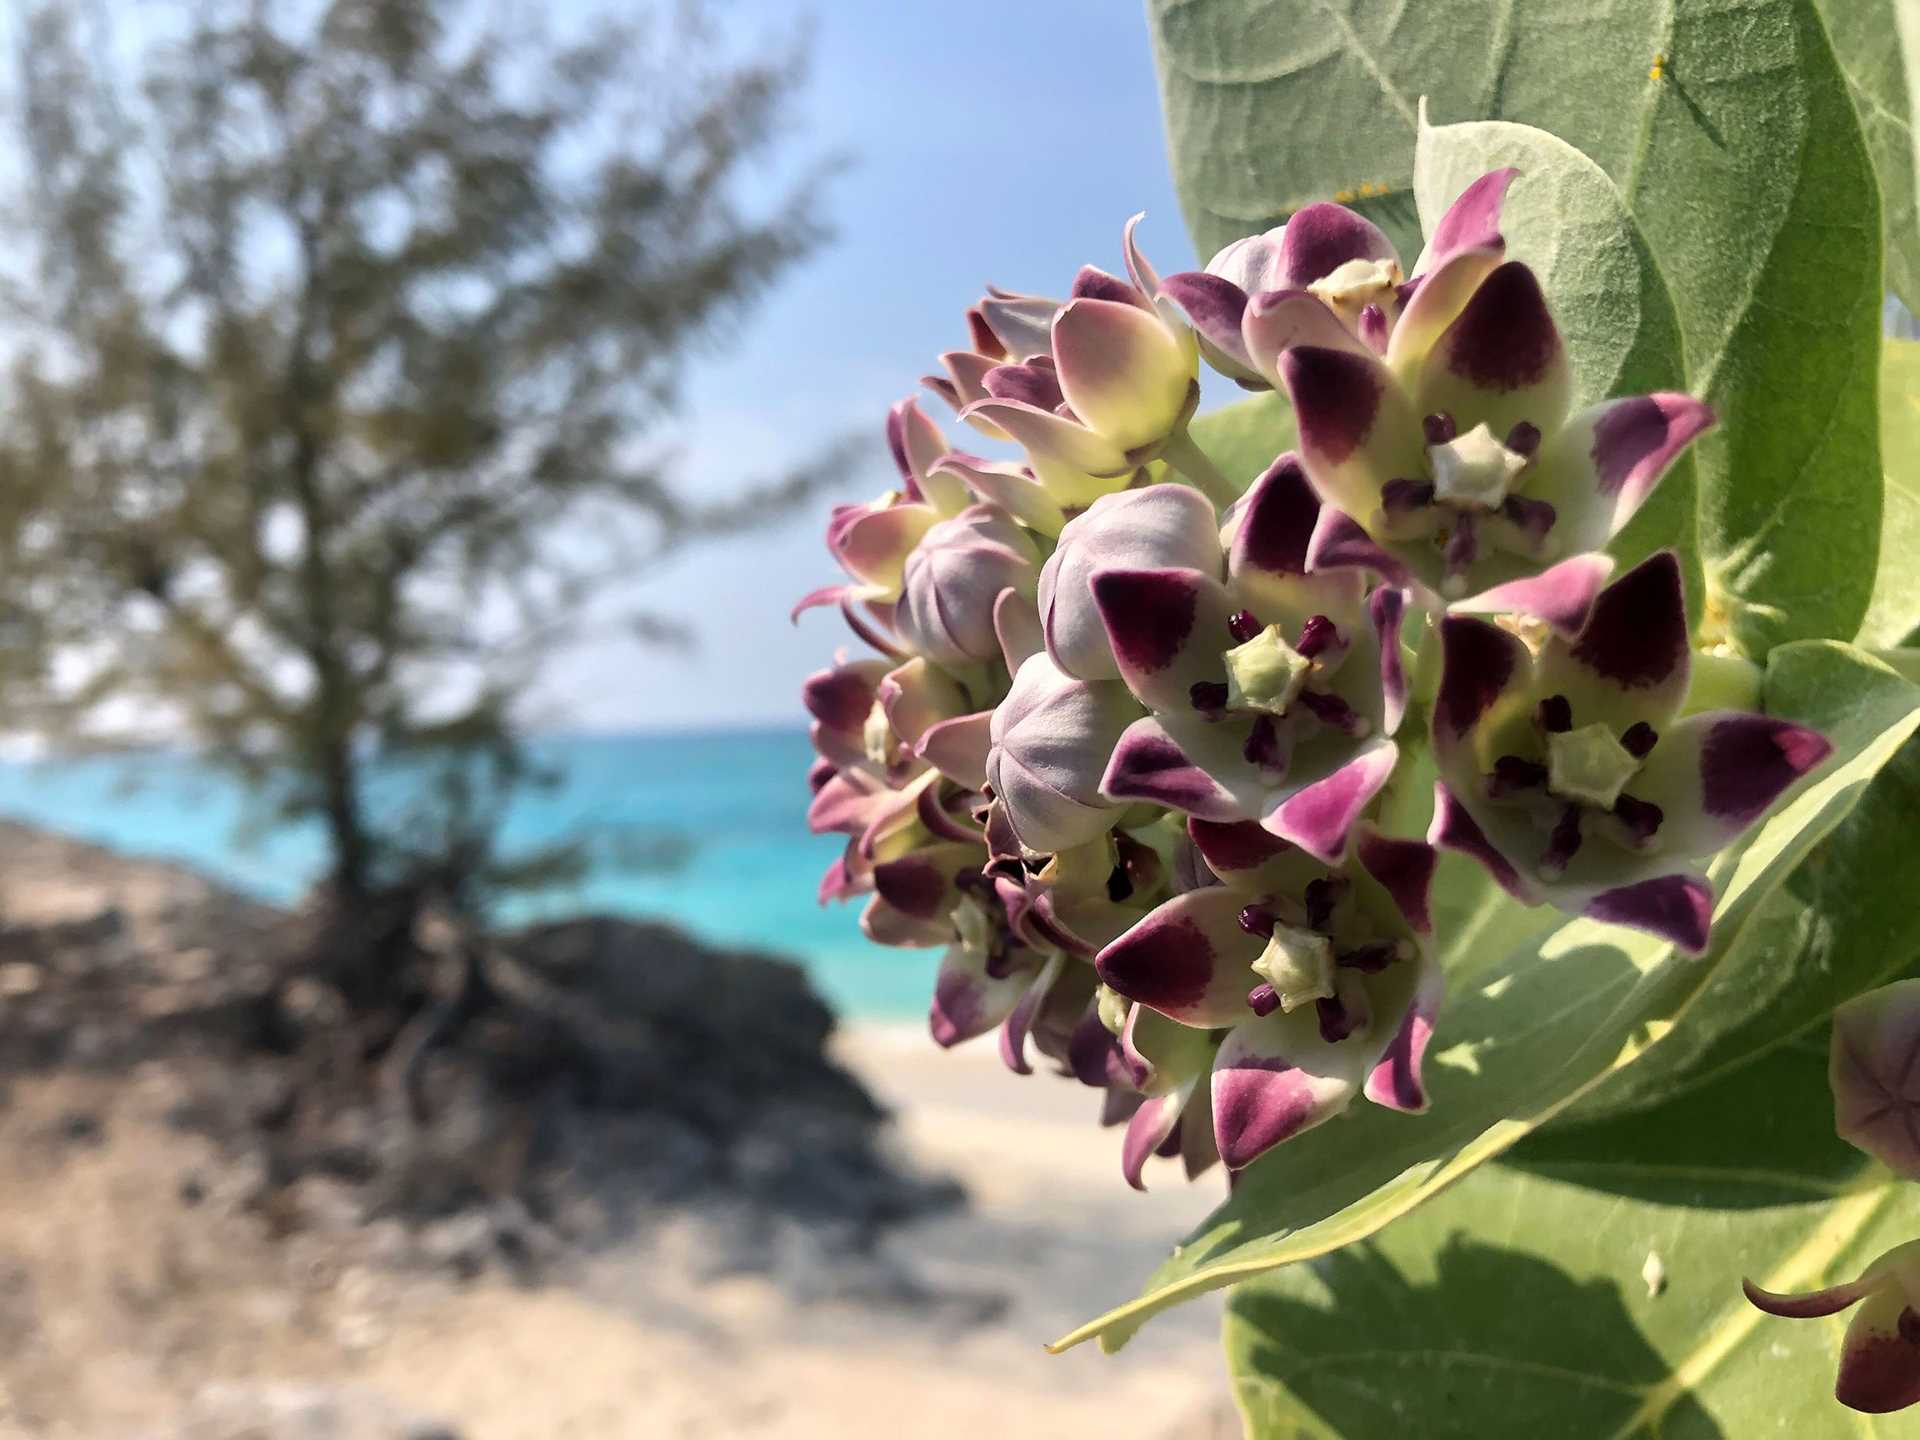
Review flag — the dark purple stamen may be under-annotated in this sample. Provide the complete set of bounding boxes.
[1382,477,1436,513]
[1243,715,1288,773]
[1295,614,1339,659]
[1190,680,1229,714]
[1316,996,1360,1043]
[1336,941,1397,973]
[1422,411,1457,446]
[1445,513,1480,573]
[1612,793,1664,845]
[1621,721,1659,758]
[1542,804,1584,876]
[1500,494,1557,544]
[1536,695,1574,734]
[1106,865,1134,903]
[1247,982,1281,1017]
[1303,877,1347,930]
[1505,421,1542,457]
[1488,755,1549,798]
[1238,904,1277,938]
[1228,608,1263,644]
[1298,688,1365,735]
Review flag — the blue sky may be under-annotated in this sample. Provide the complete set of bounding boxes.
[541,0,1200,731]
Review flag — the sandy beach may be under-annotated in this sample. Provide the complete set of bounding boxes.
[0,1007,1238,1439]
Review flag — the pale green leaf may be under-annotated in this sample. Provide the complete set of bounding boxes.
[1813,0,1920,312]
[1226,1042,1918,1438]
[1049,644,1920,1353]
[1186,388,1297,491]
[1149,0,1884,655]
[1858,337,1920,648]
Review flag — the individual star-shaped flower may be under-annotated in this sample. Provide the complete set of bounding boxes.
[1093,818,1441,1176]
[1831,980,1920,1181]
[1428,550,1831,953]
[1031,458,1406,864]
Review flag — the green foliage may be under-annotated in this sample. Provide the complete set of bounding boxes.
[1813,0,1920,313]
[1185,391,1298,491]
[0,0,838,912]
[1052,645,1920,1355]
[1224,1041,1920,1438]
[1860,338,1920,648]
[1148,0,1884,657]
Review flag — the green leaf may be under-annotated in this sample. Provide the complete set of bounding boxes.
[1225,1041,1920,1438]
[1049,644,1920,1354]
[1412,111,1701,616]
[1574,647,1920,1118]
[1858,337,1920,648]
[1813,0,1920,312]
[1149,0,1884,655]
[1186,387,1297,490]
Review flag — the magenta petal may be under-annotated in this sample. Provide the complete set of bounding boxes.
[1836,1292,1920,1413]
[1243,290,1371,377]
[1278,202,1398,288]
[1210,1010,1364,1169]
[1364,961,1442,1113]
[791,583,846,623]
[961,398,1129,477]
[930,945,1036,1049]
[1449,552,1616,636]
[1592,393,1715,504]
[1187,817,1295,882]
[1160,272,1255,369]
[1096,890,1260,1029]
[984,360,1067,411]
[1419,168,1516,273]
[1370,586,1408,735]
[1307,507,1418,589]
[1122,1086,1190,1190]
[1538,550,1690,730]
[1432,616,1532,750]
[1355,827,1437,935]
[801,661,885,733]
[1101,716,1247,822]
[1428,782,1538,903]
[1582,872,1714,955]
[1418,260,1571,439]
[1089,565,1234,714]
[1630,711,1833,860]
[1230,451,1320,578]
[1000,954,1064,1076]
[1265,740,1399,864]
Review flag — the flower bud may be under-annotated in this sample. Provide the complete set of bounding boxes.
[896,504,1041,667]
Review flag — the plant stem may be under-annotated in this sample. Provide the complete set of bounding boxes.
[1871,647,1920,685]
[1159,427,1239,508]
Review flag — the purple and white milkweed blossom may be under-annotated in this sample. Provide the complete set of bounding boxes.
[794,169,1831,1189]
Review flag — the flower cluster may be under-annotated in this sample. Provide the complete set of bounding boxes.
[1746,982,1920,1414]
[799,172,1831,1189]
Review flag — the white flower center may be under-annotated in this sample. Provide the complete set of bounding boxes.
[1429,422,1528,511]
[1308,256,1402,312]
[1547,723,1641,809]
[1223,625,1312,716]
[1251,923,1336,1011]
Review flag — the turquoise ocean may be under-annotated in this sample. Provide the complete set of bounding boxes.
[0,728,931,1019]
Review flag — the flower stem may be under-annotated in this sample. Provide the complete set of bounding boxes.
[1159,427,1240,508]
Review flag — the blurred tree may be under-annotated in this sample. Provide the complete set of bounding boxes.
[0,0,843,990]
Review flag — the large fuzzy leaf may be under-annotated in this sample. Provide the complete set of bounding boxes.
[1814,0,1920,312]
[1225,1040,1920,1437]
[1048,644,1920,1353]
[1858,338,1920,648]
[1149,0,1883,656]
[1185,387,1297,493]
